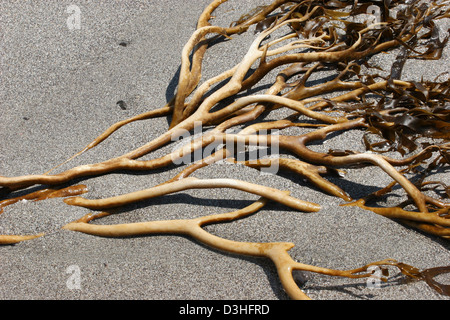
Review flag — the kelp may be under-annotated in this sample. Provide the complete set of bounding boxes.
[1,0,449,300]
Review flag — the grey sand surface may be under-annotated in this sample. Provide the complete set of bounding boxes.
[0,0,449,299]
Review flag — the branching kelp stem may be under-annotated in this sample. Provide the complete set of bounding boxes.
[1,0,449,299]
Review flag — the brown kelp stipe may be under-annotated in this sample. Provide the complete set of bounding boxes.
[1,0,449,299]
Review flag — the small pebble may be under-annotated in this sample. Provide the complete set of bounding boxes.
[116,100,127,110]
[118,40,130,47]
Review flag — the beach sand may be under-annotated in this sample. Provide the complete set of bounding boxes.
[0,0,449,300]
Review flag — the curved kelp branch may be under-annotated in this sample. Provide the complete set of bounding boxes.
[63,197,429,300]
[63,177,320,212]
[0,233,44,245]
[1,0,449,299]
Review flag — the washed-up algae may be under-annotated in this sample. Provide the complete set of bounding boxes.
[1,0,449,299]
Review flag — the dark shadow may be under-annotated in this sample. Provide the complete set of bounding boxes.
[306,128,366,147]
[96,190,301,218]
[206,81,274,115]
[325,175,403,201]
[165,65,180,104]
[303,73,342,88]
[300,272,412,300]
[117,192,257,213]
[0,182,86,202]
[0,185,43,201]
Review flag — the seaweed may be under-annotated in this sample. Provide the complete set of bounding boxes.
[1,0,449,300]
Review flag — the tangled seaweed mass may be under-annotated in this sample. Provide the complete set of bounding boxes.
[1,0,450,299]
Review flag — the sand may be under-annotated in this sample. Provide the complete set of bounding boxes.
[0,0,449,300]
